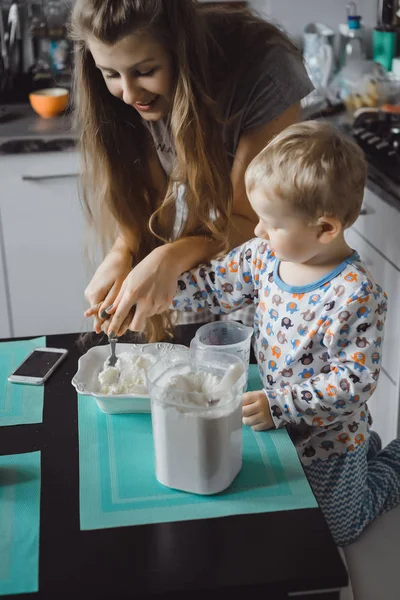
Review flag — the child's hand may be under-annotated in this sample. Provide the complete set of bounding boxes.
[242,390,274,431]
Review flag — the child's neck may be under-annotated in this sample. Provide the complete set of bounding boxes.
[278,236,354,288]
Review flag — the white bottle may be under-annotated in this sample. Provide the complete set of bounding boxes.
[344,5,365,65]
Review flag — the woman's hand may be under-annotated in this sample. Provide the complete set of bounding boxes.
[84,244,133,334]
[242,390,274,431]
[105,244,182,337]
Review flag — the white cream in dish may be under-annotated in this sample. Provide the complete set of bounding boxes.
[98,352,157,395]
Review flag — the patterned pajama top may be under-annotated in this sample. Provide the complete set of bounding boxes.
[172,238,388,466]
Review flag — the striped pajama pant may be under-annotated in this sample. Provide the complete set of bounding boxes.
[304,432,400,546]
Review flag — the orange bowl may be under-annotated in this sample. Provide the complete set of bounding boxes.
[29,88,70,119]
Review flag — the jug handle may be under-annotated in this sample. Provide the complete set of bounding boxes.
[320,44,334,90]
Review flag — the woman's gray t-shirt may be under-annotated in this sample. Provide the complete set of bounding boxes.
[146,45,313,176]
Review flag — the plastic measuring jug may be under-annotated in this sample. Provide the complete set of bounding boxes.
[190,321,253,372]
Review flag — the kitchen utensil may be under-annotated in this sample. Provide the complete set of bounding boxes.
[6,2,22,75]
[302,23,335,108]
[46,0,68,39]
[28,0,49,77]
[207,361,245,404]
[147,350,245,495]
[0,8,9,96]
[0,9,8,70]
[190,321,253,379]
[100,304,136,320]
[107,335,118,367]
[29,87,69,118]
[377,0,400,28]
[6,3,18,49]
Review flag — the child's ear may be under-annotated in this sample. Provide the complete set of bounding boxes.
[316,217,343,244]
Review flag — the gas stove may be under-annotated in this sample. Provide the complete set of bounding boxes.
[352,110,400,200]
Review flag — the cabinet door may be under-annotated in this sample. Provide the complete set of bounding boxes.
[346,227,400,445]
[0,151,96,337]
[367,368,399,447]
[0,210,11,338]
[354,188,400,268]
[345,227,400,386]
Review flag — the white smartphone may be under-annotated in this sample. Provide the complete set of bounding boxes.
[8,347,68,385]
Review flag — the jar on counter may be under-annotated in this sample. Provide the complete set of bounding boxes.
[147,350,246,495]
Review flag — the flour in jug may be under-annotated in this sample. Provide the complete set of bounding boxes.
[151,368,242,495]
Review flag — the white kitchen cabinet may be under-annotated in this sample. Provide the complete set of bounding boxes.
[0,151,96,337]
[351,188,400,269]
[367,368,398,449]
[345,188,400,445]
[0,211,12,338]
[345,227,400,386]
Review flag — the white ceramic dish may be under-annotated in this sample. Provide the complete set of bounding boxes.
[71,342,188,414]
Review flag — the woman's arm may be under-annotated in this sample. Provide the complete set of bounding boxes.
[83,147,167,332]
[167,102,301,273]
[106,103,300,335]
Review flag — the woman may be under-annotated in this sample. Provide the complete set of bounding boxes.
[70,0,313,340]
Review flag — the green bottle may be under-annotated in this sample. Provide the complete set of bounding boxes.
[373,28,397,72]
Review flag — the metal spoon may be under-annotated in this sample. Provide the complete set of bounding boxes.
[107,335,118,368]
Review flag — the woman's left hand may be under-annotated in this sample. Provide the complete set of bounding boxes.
[104,245,181,336]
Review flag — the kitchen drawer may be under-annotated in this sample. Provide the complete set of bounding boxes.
[367,367,399,447]
[0,151,79,185]
[352,188,400,269]
[345,227,400,386]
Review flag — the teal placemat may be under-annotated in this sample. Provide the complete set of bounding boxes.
[0,337,46,426]
[78,365,317,530]
[0,451,41,596]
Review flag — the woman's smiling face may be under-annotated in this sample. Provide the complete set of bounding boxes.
[88,31,174,121]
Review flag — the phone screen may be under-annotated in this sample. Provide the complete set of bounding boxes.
[13,350,64,378]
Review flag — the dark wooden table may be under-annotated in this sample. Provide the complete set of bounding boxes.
[0,330,348,599]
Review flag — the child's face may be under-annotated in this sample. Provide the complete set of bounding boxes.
[250,187,320,263]
[88,31,174,121]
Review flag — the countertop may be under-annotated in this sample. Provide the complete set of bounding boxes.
[0,103,75,143]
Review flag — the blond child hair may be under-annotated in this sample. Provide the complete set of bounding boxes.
[245,120,367,228]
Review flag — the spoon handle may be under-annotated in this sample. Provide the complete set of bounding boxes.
[108,335,118,367]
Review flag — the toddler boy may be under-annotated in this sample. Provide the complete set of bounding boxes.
[173,121,400,546]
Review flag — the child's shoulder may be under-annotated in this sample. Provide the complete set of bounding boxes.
[335,254,387,308]
[227,238,276,262]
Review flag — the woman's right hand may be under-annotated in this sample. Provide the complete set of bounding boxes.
[84,244,133,334]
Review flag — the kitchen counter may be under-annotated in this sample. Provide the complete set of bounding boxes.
[0,103,75,143]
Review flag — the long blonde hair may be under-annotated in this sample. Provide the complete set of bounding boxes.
[70,0,300,341]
